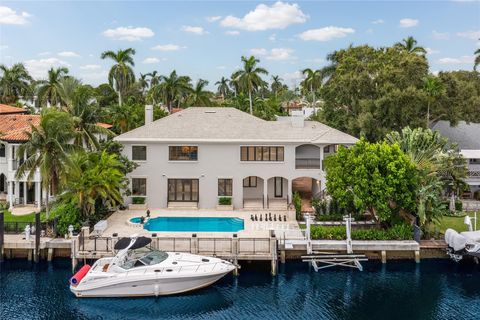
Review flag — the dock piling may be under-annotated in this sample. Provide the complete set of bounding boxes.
[381,250,387,264]
[415,250,420,263]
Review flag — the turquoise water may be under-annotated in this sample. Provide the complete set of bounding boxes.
[1,259,479,319]
[130,216,245,232]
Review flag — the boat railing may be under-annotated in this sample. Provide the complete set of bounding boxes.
[124,262,220,276]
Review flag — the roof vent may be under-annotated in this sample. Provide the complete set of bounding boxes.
[205,110,216,114]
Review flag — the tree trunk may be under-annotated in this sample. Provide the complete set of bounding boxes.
[118,91,122,107]
[45,184,50,219]
[248,90,253,115]
[426,100,430,128]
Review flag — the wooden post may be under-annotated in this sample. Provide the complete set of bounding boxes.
[0,209,4,262]
[415,250,420,263]
[47,248,54,262]
[232,234,239,276]
[34,212,40,263]
[381,250,387,264]
[280,249,286,264]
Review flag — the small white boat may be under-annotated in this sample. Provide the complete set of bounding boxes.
[445,228,480,262]
[70,236,235,298]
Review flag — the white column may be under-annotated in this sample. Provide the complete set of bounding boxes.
[319,145,324,171]
[287,179,292,204]
[263,178,268,209]
[8,181,14,208]
[23,182,27,205]
[14,181,19,206]
[35,182,41,209]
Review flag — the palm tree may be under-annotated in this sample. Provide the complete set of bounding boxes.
[301,68,323,107]
[138,73,149,95]
[188,79,213,107]
[60,151,125,218]
[151,70,192,112]
[474,42,480,71]
[15,109,78,216]
[215,77,230,101]
[147,70,161,87]
[56,76,82,108]
[395,36,427,55]
[100,48,136,106]
[232,56,268,114]
[271,75,283,99]
[229,73,240,97]
[0,63,33,104]
[37,67,69,107]
[423,75,445,127]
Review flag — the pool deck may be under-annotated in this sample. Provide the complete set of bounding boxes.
[100,208,303,239]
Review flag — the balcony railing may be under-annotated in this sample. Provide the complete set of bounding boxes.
[468,170,480,178]
[295,158,321,169]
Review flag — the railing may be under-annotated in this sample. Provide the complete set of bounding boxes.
[295,158,321,169]
[4,221,48,234]
[468,170,480,178]
[78,234,112,253]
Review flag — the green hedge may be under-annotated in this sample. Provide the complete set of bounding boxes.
[132,197,146,204]
[49,203,82,236]
[218,197,232,205]
[293,192,302,220]
[310,224,413,240]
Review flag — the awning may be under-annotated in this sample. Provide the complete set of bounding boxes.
[460,149,480,159]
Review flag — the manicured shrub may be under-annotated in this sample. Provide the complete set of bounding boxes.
[455,200,463,212]
[218,197,232,205]
[310,224,413,240]
[293,192,302,220]
[50,203,82,236]
[132,197,146,205]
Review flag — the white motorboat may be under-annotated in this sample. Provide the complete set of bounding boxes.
[70,236,235,298]
[445,228,480,262]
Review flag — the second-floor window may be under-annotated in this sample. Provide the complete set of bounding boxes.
[132,146,147,161]
[169,146,198,161]
[0,144,5,158]
[240,146,284,162]
[131,178,147,196]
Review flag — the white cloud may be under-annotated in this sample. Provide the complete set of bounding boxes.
[142,57,166,64]
[79,64,101,70]
[283,70,304,87]
[24,58,70,79]
[181,25,207,35]
[249,47,295,61]
[206,16,222,22]
[299,26,355,41]
[437,55,474,64]
[399,18,419,28]
[58,51,80,58]
[0,45,8,50]
[457,30,480,40]
[372,19,384,25]
[0,6,31,25]
[225,30,240,36]
[151,44,185,51]
[38,51,51,56]
[425,48,439,55]
[432,31,450,40]
[306,58,325,64]
[102,26,154,41]
[79,70,108,83]
[269,34,276,41]
[220,2,307,31]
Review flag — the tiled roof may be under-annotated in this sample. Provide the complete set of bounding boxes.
[115,107,358,144]
[97,122,113,129]
[0,104,27,115]
[432,121,480,150]
[0,115,40,142]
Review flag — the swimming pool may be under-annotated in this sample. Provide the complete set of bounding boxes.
[130,216,244,232]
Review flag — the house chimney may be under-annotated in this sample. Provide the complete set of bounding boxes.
[291,110,304,128]
[145,105,153,124]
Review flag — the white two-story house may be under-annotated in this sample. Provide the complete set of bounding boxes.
[115,106,358,210]
[433,120,480,200]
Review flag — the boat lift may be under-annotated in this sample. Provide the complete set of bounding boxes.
[301,215,368,271]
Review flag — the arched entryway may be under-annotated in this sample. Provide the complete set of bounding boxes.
[242,176,264,209]
[292,177,322,213]
[267,177,288,210]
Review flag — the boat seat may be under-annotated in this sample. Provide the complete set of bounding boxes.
[102,264,109,272]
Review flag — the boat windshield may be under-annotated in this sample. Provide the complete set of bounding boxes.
[120,250,169,270]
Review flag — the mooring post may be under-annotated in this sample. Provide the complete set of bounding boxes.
[415,250,420,263]
[191,233,198,254]
[34,212,40,263]
[381,250,387,264]
[270,230,277,276]
[232,234,239,276]
[0,209,4,262]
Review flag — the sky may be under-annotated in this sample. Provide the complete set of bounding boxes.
[0,1,479,89]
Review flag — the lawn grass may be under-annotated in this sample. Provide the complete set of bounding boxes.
[2,210,46,223]
[435,215,471,234]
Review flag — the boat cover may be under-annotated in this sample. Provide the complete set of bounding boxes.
[460,230,480,242]
[445,229,467,252]
[114,236,152,250]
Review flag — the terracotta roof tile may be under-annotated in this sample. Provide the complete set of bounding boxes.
[0,115,40,142]
[0,104,27,115]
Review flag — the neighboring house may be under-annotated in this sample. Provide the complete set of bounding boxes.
[432,121,480,199]
[0,105,113,208]
[115,106,358,210]
[282,100,320,119]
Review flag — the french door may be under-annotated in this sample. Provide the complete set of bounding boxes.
[168,179,199,202]
[274,177,283,198]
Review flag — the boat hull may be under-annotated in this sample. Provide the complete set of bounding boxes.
[70,269,232,298]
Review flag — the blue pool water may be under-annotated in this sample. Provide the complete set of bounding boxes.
[0,259,479,320]
[130,216,245,232]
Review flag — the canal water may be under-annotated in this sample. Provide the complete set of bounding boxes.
[1,259,479,320]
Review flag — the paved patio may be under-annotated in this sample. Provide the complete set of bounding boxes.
[97,208,303,239]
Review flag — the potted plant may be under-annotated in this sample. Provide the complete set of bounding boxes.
[216,197,233,211]
[128,196,147,210]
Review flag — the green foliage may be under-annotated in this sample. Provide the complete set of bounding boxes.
[292,192,302,220]
[218,197,232,205]
[310,224,413,240]
[50,202,82,236]
[325,139,418,223]
[132,197,146,205]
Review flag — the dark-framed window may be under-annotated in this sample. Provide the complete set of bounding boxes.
[168,179,199,202]
[323,146,330,153]
[240,146,284,161]
[131,178,147,196]
[132,146,147,161]
[243,177,257,188]
[169,146,198,161]
[274,177,283,198]
[0,144,5,158]
[218,179,233,196]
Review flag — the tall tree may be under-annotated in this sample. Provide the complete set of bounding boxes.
[270,75,283,98]
[138,73,149,95]
[232,56,268,114]
[37,67,69,107]
[423,75,445,126]
[475,45,480,71]
[0,63,33,104]
[100,48,136,107]
[15,109,78,216]
[150,70,192,111]
[147,70,160,87]
[301,68,323,107]
[188,79,213,107]
[395,36,427,55]
[215,77,230,101]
